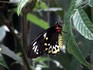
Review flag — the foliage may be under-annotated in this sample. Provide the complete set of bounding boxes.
[0,0,93,70]
[72,8,93,40]
[27,13,49,29]
[17,0,28,15]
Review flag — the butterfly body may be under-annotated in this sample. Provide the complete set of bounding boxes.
[27,22,63,58]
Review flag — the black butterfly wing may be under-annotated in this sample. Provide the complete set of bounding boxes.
[27,31,47,58]
[27,24,62,58]
[43,29,62,55]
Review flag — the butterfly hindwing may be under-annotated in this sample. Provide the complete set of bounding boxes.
[27,23,62,58]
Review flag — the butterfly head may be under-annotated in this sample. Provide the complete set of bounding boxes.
[55,22,62,33]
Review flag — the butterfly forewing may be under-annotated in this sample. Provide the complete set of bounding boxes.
[27,23,63,58]
[27,31,47,58]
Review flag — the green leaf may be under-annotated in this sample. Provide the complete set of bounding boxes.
[52,60,63,68]
[88,0,93,7]
[75,0,83,7]
[33,0,48,11]
[33,57,52,63]
[33,57,63,68]
[76,35,93,58]
[17,0,28,15]
[34,0,48,9]
[0,44,23,65]
[33,57,51,68]
[27,13,49,29]
[67,33,91,68]
[63,5,91,68]
[72,8,93,40]
[0,54,9,69]
[90,48,93,66]
[39,1,48,9]
[64,22,91,69]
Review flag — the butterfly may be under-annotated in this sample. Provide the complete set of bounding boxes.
[27,22,63,58]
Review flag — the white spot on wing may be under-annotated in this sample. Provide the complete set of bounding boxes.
[32,45,37,51]
[45,37,48,40]
[32,41,39,54]
[43,32,47,38]
[49,45,52,49]
[44,43,47,46]
[51,44,60,54]
[48,43,50,46]
[33,41,37,46]
[55,45,58,48]
[36,51,38,54]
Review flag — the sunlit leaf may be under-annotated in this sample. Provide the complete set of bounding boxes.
[27,13,49,29]
[39,1,48,9]
[17,0,28,15]
[0,44,23,65]
[75,0,83,7]
[34,0,48,11]
[33,1,48,12]
[63,4,91,68]
[72,8,93,40]
[64,22,91,68]
[33,57,52,63]
[88,0,93,7]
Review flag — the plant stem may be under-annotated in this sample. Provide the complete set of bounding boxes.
[1,14,31,70]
